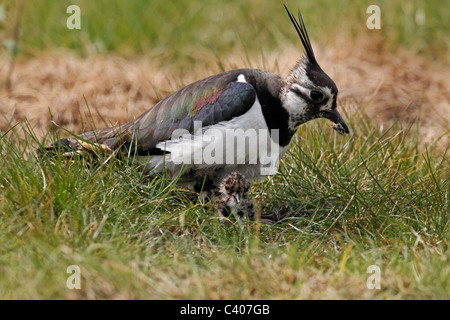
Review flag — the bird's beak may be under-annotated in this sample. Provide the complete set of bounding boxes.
[322,109,350,135]
[235,193,241,203]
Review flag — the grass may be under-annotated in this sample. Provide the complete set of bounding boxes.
[1,0,449,64]
[0,113,448,299]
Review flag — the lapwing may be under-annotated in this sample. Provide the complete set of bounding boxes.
[215,171,286,224]
[44,6,349,194]
[214,171,254,223]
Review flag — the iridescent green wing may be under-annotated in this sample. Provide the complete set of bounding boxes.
[46,69,258,155]
[130,69,257,154]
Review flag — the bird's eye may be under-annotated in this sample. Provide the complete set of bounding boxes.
[310,90,324,102]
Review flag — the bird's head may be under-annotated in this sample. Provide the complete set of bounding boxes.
[281,6,349,135]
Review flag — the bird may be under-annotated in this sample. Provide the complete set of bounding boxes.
[214,171,287,224]
[214,171,254,223]
[43,5,349,196]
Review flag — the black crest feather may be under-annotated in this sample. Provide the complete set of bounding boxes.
[284,4,317,64]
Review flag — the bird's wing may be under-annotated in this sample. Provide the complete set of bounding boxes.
[130,69,258,154]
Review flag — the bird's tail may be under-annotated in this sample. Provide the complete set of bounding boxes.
[40,123,134,158]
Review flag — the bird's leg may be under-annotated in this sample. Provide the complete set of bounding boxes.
[259,207,288,224]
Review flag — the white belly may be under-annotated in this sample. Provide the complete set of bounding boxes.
[137,98,288,185]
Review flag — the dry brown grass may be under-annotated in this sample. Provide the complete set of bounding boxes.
[1,37,449,149]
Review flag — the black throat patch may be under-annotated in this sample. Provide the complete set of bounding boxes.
[241,72,296,147]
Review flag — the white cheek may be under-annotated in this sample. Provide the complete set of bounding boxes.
[319,99,333,111]
[319,87,333,111]
[283,91,307,114]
